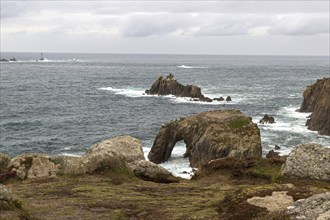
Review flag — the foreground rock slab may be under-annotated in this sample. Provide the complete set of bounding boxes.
[286,193,330,220]
[148,109,262,168]
[299,77,330,135]
[247,191,294,212]
[281,143,330,181]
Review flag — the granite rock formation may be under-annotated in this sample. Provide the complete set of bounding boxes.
[63,135,145,175]
[299,77,330,135]
[0,153,10,173]
[7,154,60,179]
[0,184,13,208]
[145,74,213,102]
[132,160,179,183]
[148,109,262,168]
[286,193,330,220]
[281,143,330,181]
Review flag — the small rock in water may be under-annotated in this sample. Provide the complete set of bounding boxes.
[275,145,281,150]
[226,96,232,102]
[259,114,275,124]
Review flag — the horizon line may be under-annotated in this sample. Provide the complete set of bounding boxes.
[1,51,329,57]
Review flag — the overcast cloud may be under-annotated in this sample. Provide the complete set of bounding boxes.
[1,1,329,55]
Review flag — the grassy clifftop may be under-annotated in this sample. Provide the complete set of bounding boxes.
[1,158,329,220]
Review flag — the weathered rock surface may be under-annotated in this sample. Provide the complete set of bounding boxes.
[281,144,330,181]
[299,77,330,135]
[259,114,275,124]
[0,184,13,208]
[132,160,179,183]
[247,191,294,212]
[8,154,60,179]
[0,153,10,173]
[145,74,213,102]
[148,109,262,168]
[286,193,330,220]
[64,135,145,175]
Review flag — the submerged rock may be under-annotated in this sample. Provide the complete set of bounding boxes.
[145,74,213,102]
[281,143,330,181]
[299,77,330,135]
[8,154,60,179]
[148,109,262,168]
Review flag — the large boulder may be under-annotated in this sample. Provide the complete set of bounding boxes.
[286,193,330,220]
[299,77,330,135]
[145,74,212,102]
[148,110,262,168]
[8,154,60,179]
[64,135,145,175]
[132,160,179,183]
[281,144,330,181]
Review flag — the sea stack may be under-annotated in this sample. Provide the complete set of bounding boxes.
[145,74,213,102]
[299,77,330,135]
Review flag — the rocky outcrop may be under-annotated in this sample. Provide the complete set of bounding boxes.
[8,154,60,179]
[259,114,275,124]
[132,160,179,183]
[299,77,330,135]
[148,109,262,168]
[286,193,330,220]
[145,74,213,102]
[0,184,13,208]
[281,144,330,181]
[0,153,10,173]
[63,135,145,175]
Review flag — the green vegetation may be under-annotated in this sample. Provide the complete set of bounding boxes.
[1,158,329,220]
[227,118,250,129]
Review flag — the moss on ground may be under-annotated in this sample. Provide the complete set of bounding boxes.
[1,159,329,220]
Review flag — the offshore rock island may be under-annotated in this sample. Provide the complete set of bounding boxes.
[145,74,231,102]
[299,77,330,135]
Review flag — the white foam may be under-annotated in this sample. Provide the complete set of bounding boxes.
[177,64,203,69]
[99,86,243,105]
[144,141,194,179]
[98,87,146,98]
[59,153,82,157]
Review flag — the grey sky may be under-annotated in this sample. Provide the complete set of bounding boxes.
[1,1,329,55]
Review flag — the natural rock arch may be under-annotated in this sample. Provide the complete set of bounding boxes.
[148,110,262,168]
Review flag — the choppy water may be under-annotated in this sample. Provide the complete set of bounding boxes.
[1,52,329,178]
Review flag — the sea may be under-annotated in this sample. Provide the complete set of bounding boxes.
[1,52,329,178]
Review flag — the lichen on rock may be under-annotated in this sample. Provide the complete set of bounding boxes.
[281,143,330,181]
